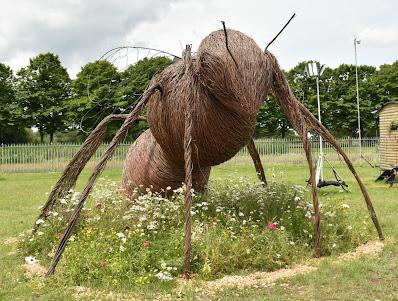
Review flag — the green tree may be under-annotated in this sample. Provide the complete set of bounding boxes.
[68,57,172,142]
[115,57,172,141]
[327,64,378,137]
[373,61,398,104]
[115,56,172,108]
[286,62,340,135]
[255,95,292,138]
[69,60,121,138]
[0,63,29,144]
[0,63,17,125]
[16,53,71,143]
[255,61,381,138]
[256,61,324,138]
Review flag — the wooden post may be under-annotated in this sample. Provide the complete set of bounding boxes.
[247,138,267,186]
[182,45,194,279]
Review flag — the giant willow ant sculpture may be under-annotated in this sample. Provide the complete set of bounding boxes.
[34,23,383,279]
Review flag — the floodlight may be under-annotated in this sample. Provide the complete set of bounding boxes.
[305,62,324,78]
[354,36,362,161]
[304,61,326,182]
[305,65,310,77]
[311,62,317,76]
[319,64,325,76]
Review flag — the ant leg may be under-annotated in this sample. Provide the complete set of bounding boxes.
[247,138,267,186]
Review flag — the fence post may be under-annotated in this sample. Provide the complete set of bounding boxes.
[0,138,380,173]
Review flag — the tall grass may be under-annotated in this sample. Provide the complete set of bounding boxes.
[18,177,371,288]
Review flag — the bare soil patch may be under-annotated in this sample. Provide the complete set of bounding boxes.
[205,264,315,291]
[203,240,384,293]
[21,240,385,300]
[23,262,47,277]
[3,236,18,245]
[338,241,384,261]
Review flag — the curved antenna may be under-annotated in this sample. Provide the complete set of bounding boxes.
[98,46,181,61]
[78,46,178,134]
[265,13,296,50]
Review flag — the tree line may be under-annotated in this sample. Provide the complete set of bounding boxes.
[1,53,397,144]
[256,60,398,138]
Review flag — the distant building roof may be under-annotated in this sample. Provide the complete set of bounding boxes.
[380,101,398,114]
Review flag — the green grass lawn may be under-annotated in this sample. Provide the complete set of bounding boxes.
[1,162,397,300]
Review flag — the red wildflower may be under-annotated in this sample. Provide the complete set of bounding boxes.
[95,203,102,209]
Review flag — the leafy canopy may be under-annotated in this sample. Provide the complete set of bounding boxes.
[16,53,71,142]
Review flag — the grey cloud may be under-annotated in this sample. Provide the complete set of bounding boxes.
[0,0,177,75]
[1,0,397,76]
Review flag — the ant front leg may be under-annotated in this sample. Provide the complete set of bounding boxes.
[34,114,146,232]
[247,138,267,186]
[46,81,157,277]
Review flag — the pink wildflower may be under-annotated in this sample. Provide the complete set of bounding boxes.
[143,241,150,248]
[267,223,278,231]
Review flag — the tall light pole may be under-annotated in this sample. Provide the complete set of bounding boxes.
[305,62,325,184]
[354,37,362,162]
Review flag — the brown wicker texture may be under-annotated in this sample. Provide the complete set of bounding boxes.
[39,28,383,277]
[123,29,271,192]
[122,129,210,196]
[122,29,383,257]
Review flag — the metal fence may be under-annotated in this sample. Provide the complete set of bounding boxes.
[0,137,379,173]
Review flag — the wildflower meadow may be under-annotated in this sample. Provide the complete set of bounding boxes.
[19,176,372,288]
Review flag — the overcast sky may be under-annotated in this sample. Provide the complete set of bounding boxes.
[1,0,397,78]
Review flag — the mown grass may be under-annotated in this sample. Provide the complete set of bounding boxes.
[1,162,397,300]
